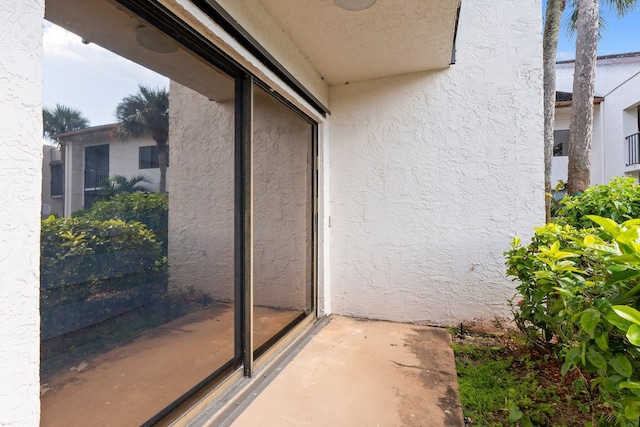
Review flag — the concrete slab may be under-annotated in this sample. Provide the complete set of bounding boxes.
[231,316,464,427]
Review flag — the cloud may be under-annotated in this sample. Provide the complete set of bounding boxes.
[43,22,89,62]
[43,21,169,125]
[44,22,130,68]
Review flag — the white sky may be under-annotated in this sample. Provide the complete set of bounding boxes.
[43,21,169,127]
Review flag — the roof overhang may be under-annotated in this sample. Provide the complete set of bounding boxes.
[555,98,604,109]
[256,0,461,85]
[45,0,460,114]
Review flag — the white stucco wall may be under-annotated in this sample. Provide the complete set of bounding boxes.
[253,90,312,310]
[557,56,640,96]
[168,81,236,301]
[606,72,640,179]
[555,56,640,185]
[109,137,164,192]
[552,105,604,186]
[165,0,328,115]
[0,1,43,425]
[328,0,544,324]
[168,82,312,310]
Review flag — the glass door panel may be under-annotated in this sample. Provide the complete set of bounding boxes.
[251,86,315,355]
[41,2,240,423]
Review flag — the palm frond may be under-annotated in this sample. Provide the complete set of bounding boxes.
[564,0,638,37]
[43,104,90,139]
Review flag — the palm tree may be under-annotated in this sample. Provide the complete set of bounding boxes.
[99,174,151,199]
[543,0,638,206]
[567,0,599,195]
[113,85,169,193]
[43,104,90,141]
[543,0,567,221]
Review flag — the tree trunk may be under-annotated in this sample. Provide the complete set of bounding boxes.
[567,0,599,195]
[543,0,567,222]
[157,140,168,194]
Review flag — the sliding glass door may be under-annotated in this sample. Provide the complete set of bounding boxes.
[41,0,317,424]
[252,86,315,357]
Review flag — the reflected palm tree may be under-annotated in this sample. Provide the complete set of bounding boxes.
[113,85,169,193]
[43,104,90,141]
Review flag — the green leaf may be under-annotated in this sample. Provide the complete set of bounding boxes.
[520,415,534,427]
[589,244,621,255]
[620,381,640,390]
[628,325,640,346]
[618,228,640,245]
[595,332,609,351]
[581,309,601,335]
[610,354,633,377]
[626,401,640,420]
[562,348,581,376]
[587,215,620,236]
[584,235,596,245]
[613,306,640,326]
[586,349,607,370]
[618,283,640,304]
[508,405,523,422]
[606,311,633,332]
[552,286,573,297]
[607,270,640,287]
[534,271,555,280]
[623,219,640,228]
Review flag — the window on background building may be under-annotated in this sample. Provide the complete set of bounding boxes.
[139,145,167,169]
[553,129,569,157]
[50,162,63,197]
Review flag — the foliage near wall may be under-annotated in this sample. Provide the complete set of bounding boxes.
[73,192,168,253]
[507,178,640,426]
[555,177,640,227]
[40,215,167,367]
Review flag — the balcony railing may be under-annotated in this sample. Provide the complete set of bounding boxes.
[627,132,640,167]
[84,168,109,190]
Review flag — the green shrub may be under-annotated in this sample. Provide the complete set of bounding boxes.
[40,215,167,342]
[555,177,640,228]
[73,192,168,253]
[506,217,640,426]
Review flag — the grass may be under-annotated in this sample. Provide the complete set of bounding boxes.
[452,329,603,426]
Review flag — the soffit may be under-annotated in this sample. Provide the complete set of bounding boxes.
[257,0,460,85]
[46,0,236,102]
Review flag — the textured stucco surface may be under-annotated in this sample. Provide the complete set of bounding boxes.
[253,89,313,310]
[168,81,236,301]
[164,0,329,113]
[258,0,459,84]
[168,82,312,310]
[604,72,640,179]
[328,0,544,324]
[0,1,43,425]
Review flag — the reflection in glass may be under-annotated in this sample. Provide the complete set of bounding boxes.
[252,86,314,354]
[40,12,237,425]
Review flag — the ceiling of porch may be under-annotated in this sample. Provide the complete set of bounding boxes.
[257,0,460,84]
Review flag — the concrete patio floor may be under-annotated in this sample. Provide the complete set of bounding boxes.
[228,316,464,427]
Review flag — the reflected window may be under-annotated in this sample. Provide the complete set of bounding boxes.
[553,129,569,157]
[50,162,63,197]
[139,145,168,169]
